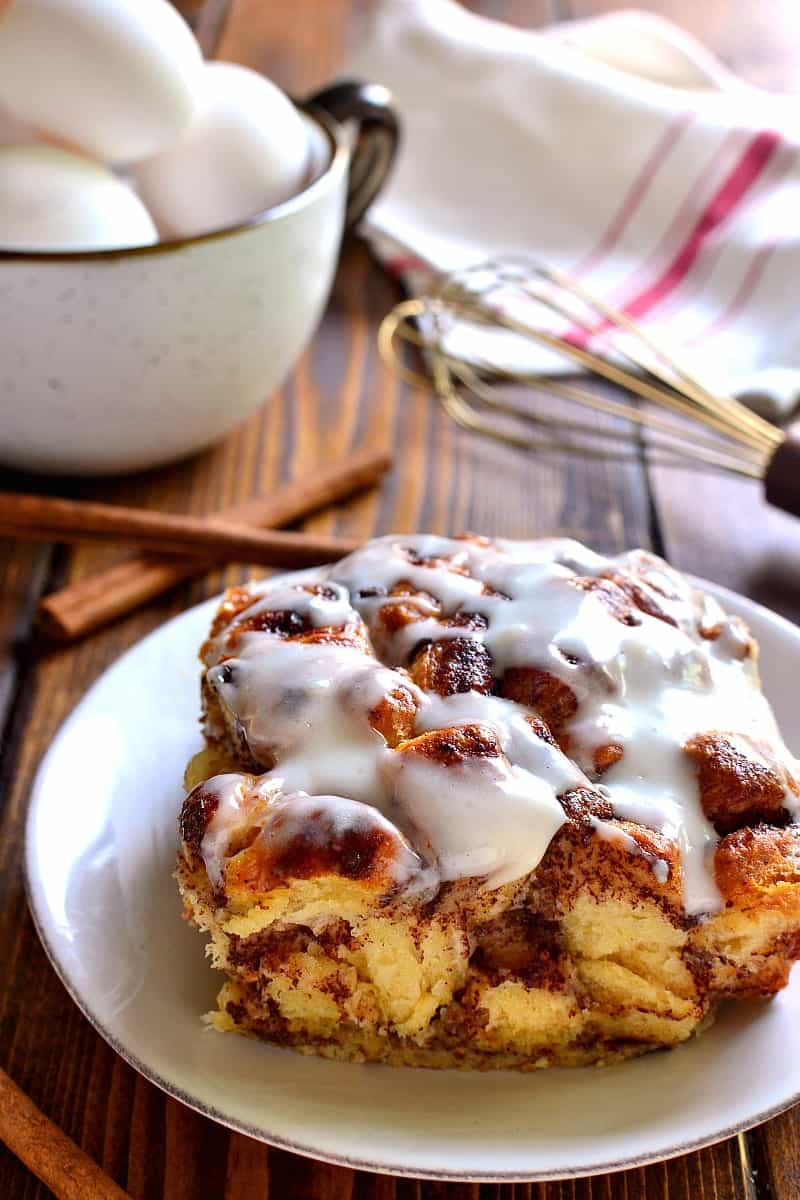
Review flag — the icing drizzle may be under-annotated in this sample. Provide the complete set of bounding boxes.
[197,536,799,914]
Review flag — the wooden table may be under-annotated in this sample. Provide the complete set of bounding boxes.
[3,2,800,1196]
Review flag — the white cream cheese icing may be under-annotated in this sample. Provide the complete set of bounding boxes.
[200,535,799,914]
[193,773,420,890]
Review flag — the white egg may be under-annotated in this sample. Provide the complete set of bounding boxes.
[132,61,310,239]
[0,146,158,250]
[0,0,203,163]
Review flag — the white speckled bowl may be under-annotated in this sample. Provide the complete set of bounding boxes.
[0,83,397,476]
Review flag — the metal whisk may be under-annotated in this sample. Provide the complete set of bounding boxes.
[378,257,799,515]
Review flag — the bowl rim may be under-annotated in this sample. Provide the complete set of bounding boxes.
[0,106,345,264]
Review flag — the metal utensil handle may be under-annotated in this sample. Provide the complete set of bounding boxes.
[764,425,800,518]
[305,80,399,231]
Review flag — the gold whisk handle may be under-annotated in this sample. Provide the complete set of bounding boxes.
[765,427,800,518]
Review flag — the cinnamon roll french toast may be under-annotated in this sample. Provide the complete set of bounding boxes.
[176,535,800,1069]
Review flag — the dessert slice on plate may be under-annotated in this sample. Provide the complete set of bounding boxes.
[177,535,800,1069]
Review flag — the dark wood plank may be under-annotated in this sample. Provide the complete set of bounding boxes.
[0,540,52,736]
[749,1112,800,1200]
[644,465,800,625]
[214,0,369,92]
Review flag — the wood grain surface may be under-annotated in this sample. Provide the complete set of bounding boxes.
[1,1,800,1197]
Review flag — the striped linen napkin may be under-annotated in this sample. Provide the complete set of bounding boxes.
[350,0,800,419]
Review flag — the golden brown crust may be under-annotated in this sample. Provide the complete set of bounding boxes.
[207,586,259,640]
[593,743,624,775]
[500,667,577,736]
[367,682,419,746]
[179,782,222,858]
[715,824,800,902]
[225,811,410,896]
[685,732,795,835]
[205,583,372,659]
[394,722,503,767]
[604,550,690,625]
[180,775,422,904]
[377,582,441,633]
[557,787,613,824]
[409,635,494,696]
[527,819,684,921]
[698,612,755,658]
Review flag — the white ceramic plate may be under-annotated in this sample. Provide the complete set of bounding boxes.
[25,577,800,1182]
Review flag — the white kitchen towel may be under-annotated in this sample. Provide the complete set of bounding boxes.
[350,1,800,418]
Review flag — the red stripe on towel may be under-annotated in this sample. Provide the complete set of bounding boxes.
[571,110,695,280]
[685,144,798,345]
[568,129,782,347]
[385,253,431,277]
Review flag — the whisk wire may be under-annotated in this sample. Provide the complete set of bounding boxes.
[378,259,781,481]
[536,264,782,450]
[384,312,760,468]
[450,366,765,477]
[458,257,780,452]
[438,367,763,477]
[452,293,774,452]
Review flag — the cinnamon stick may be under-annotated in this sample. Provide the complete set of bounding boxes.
[0,495,358,569]
[36,448,389,640]
[0,1065,130,1199]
